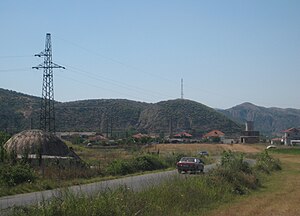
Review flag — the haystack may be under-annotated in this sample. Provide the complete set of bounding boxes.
[4,130,79,159]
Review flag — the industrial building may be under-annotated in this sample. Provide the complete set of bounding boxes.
[240,121,260,144]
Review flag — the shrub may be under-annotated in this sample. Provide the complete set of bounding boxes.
[208,167,259,195]
[255,150,281,174]
[208,151,259,194]
[134,155,166,171]
[163,153,186,167]
[0,163,36,186]
[106,159,134,176]
[106,155,166,176]
[221,150,252,174]
[0,131,10,163]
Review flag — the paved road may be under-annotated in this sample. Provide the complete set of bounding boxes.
[0,164,216,211]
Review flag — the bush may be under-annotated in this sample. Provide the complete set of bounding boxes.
[208,167,259,195]
[0,163,36,186]
[134,155,166,171]
[221,150,252,174]
[208,151,259,194]
[255,150,281,174]
[106,155,166,176]
[106,159,134,176]
[0,131,10,163]
[163,153,186,167]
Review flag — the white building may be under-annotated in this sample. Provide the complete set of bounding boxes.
[283,128,300,145]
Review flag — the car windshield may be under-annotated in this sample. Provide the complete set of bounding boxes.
[181,157,196,162]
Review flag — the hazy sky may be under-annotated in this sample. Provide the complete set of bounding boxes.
[0,1,299,109]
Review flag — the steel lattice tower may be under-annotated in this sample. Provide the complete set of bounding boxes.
[33,33,65,132]
[181,78,184,99]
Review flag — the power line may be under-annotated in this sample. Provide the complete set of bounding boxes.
[0,68,31,72]
[55,36,174,82]
[55,62,174,100]
[56,72,154,102]
[0,35,249,106]
[54,36,245,103]
[0,55,33,59]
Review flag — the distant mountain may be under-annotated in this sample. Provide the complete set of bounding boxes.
[0,88,241,137]
[218,102,300,136]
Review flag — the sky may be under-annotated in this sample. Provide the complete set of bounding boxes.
[0,0,299,109]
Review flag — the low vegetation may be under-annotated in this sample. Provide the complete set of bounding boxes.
[207,148,300,216]
[8,150,281,216]
[0,139,182,197]
[0,163,36,187]
[255,150,281,174]
[106,154,167,176]
[267,147,300,155]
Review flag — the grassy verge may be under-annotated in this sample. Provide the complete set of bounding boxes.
[0,143,264,197]
[0,153,178,198]
[207,151,300,216]
[7,150,281,216]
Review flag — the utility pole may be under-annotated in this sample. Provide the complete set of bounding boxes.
[33,33,65,132]
[169,116,173,138]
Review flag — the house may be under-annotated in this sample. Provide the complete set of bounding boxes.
[203,130,225,142]
[88,134,108,143]
[282,128,300,145]
[132,133,157,140]
[173,132,192,138]
[132,133,152,139]
[270,138,283,145]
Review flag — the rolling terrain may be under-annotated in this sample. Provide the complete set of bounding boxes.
[2,88,300,136]
[0,88,241,136]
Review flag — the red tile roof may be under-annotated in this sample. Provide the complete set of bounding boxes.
[174,132,192,138]
[203,130,225,138]
[132,133,151,139]
[89,135,107,141]
[282,128,300,133]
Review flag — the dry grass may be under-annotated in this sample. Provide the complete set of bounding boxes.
[207,153,300,216]
[146,143,264,156]
[66,142,134,166]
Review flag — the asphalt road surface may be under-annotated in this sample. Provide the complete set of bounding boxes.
[0,163,217,211]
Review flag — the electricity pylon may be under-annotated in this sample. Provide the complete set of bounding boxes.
[33,33,65,132]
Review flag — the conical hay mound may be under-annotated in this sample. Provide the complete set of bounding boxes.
[4,130,73,157]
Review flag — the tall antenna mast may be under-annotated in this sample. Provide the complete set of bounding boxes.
[181,78,184,99]
[33,33,65,132]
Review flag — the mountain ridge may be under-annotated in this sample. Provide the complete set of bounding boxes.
[0,88,241,137]
[2,88,300,137]
[218,102,300,135]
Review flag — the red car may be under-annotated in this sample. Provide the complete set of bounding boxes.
[177,157,204,174]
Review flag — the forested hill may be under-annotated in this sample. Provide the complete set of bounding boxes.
[0,88,41,132]
[138,99,241,136]
[0,88,241,137]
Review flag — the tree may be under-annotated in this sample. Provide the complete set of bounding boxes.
[0,131,10,162]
